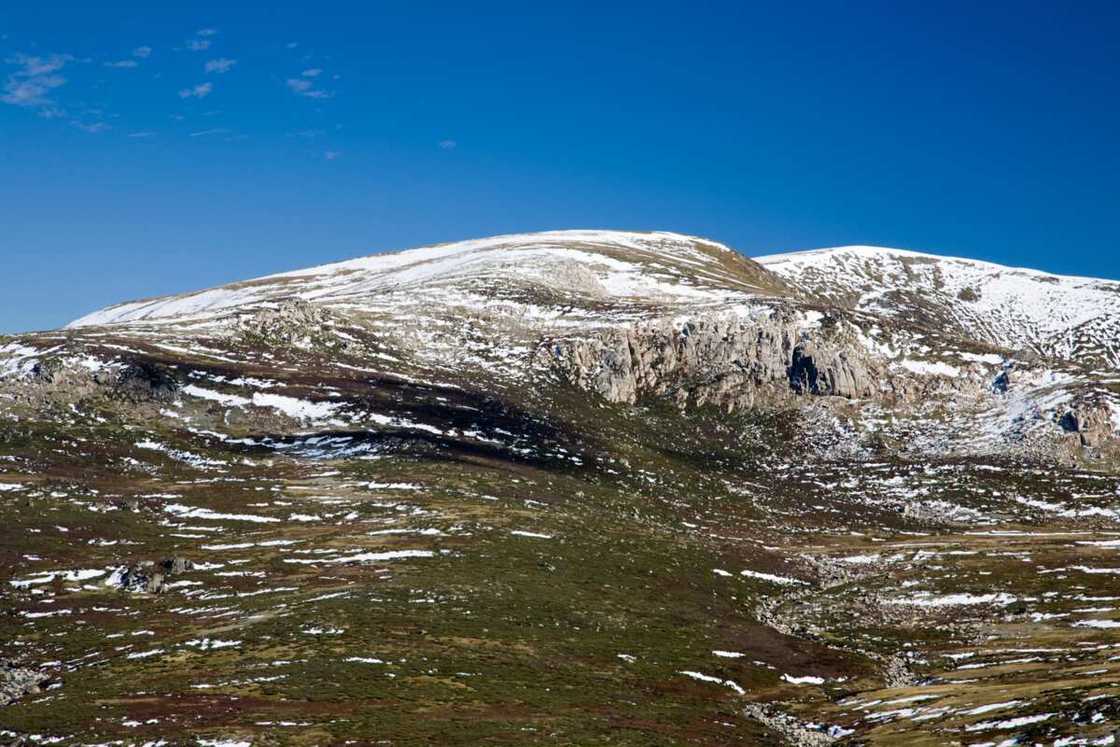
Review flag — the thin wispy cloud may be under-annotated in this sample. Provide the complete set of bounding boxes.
[184,30,216,53]
[1,53,72,111]
[178,82,213,99]
[9,54,70,77]
[72,121,110,133]
[286,68,333,99]
[324,150,341,160]
[7,31,348,141]
[204,58,237,74]
[439,139,457,150]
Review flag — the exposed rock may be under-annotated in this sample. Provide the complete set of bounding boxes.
[1059,401,1116,448]
[742,704,843,746]
[991,367,1011,394]
[106,556,194,594]
[533,257,607,298]
[1,659,53,706]
[161,556,194,574]
[880,653,919,688]
[112,360,180,403]
[29,357,64,384]
[537,307,882,410]
[237,299,332,347]
[788,339,874,398]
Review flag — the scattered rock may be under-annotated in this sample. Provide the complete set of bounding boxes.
[742,703,844,746]
[1,659,53,706]
[107,557,192,594]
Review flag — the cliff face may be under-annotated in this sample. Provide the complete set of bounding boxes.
[536,308,884,409]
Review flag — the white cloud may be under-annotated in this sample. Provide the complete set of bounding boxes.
[72,121,110,133]
[196,28,218,37]
[178,82,213,99]
[186,39,211,52]
[324,150,341,160]
[2,53,72,110]
[133,46,153,59]
[286,77,332,99]
[204,58,236,74]
[128,131,155,138]
[301,68,322,77]
[104,59,139,69]
[189,127,230,137]
[8,53,69,77]
[439,139,457,150]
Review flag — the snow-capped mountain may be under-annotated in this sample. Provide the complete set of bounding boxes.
[3,231,1120,745]
[68,231,785,329]
[52,230,1120,459]
[757,245,1120,369]
[67,233,1120,375]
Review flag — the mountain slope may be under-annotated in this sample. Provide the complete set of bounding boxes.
[757,245,1120,369]
[2,231,1120,745]
[69,231,789,329]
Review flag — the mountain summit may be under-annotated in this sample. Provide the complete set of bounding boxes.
[68,231,785,328]
[2,231,1119,744]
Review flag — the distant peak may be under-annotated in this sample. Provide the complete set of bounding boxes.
[755,244,1109,283]
[755,245,948,264]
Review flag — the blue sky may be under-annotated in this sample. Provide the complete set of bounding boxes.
[2,1,1118,332]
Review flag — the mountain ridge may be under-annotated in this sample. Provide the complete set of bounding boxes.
[67,230,777,329]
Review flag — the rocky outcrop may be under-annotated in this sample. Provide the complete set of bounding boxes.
[1059,399,1118,448]
[112,360,180,403]
[1,350,178,411]
[1,660,53,706]
[742,704,844,745]
[236,299,332,347]
[788,339,875,398]
[106,557,193,594]
[536,307,882,409]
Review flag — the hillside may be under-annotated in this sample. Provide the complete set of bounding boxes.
[758,245,1120,369]
[1,231,1119,745]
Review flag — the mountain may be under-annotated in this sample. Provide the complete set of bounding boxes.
[1,231,1119,745]
[68,231,788,328]
[758,245,1120,369]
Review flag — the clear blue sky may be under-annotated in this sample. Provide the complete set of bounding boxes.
[2,1,1118,333]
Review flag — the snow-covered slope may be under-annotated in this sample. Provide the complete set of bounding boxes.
[68,231,783,328]
[757,246,1120,368]
[23,230,1120,461]
[72,235,1120,373]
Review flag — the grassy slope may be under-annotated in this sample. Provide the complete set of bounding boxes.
[1,331,1119,744]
